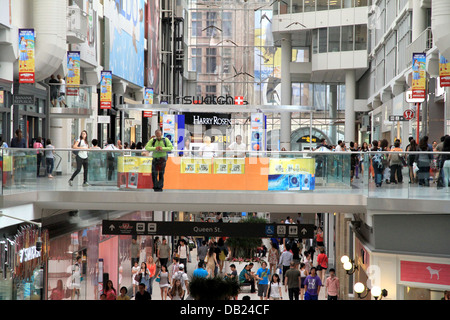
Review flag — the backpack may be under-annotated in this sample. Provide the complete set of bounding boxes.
[372,150,384,169]
[152,137,168,148]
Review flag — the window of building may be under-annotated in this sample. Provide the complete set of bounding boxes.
[191,48,202,73]
[304,0,316,12]
[355,0,368,6]
[319,28,328,53]
[206,12,218,37]
[317,0,328,11]
[206,85,217,96]
[341,25,354,51]
[291,0,303,13]
[342,0,354,8]
[328,27,341,52]
[329,0,342,10]
[222,12,232,37]
[222,48,232,74]
[355,24,367,50]
[206,48,217,74]
[191,12,202,37]
[312,29,318,54]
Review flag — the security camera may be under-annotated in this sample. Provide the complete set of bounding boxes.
[36,237,42,252]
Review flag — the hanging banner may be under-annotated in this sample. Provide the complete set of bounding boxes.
[18,29,35,84]
[100,71,112,109]
[144,87,154,105]
[439,54,450,87]
[67,51,81,85]
[162,114,176,145]
[411,53,426,99]
[251,113,265,152]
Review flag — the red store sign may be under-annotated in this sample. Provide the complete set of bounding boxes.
[401,260,450,286]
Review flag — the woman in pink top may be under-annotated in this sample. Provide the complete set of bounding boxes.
[33,137,44,177]
[104,280,117,300]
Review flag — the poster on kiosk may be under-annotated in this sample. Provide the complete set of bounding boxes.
[250,113,266,155]
[162,114,176,146]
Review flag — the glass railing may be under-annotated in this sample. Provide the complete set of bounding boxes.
[0,148,449,201]
[47,84,91,110]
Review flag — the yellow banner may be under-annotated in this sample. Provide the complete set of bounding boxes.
[181,157,212,174]
[118,156,153,173]
[213,158,245,174]
[268,158,315,175]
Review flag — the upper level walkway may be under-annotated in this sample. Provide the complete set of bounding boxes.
[0,148,449,215]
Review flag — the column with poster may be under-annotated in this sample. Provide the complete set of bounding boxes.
[250,113,265,154]
[143,88,154,118]
[411,53,427,98]
[439,53,450,87]
[100,71,112,109]
[18,29,35,84]
[67,51,81,96]
[162,114,176,146]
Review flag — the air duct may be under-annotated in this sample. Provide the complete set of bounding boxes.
[431,0,450,60]
[33,0,67,81]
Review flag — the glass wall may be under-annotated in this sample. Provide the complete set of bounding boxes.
[311,25,367,54]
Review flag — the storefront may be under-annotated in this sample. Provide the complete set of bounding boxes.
[0,227,49,300]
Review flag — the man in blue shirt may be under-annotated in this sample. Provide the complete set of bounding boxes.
[193,261,208,278]
[256,261,270,300]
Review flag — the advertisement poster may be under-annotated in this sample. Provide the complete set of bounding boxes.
[213,158,245,174]
[181,157,212,174]
[268,158,315,191]
[100,71,112,109]
[162,114,176,145]
[439,54,450,87]
[145,87,154,104]
[18,29,35,83]
[147,0,160,93]
[251,113,265,152]
[104,0,145,87]
[117,156,152,189]
[67,51,81,85]
[411,53,426,99]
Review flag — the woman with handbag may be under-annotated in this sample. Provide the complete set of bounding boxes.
[138,262,150,296]
[156,264,171,300]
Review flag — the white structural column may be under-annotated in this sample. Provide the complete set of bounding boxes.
[345,69,356,144]
[280,34,292,151]
[412,0,427,41]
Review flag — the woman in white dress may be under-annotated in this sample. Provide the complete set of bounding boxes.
[267,274,282,300]
[200,136,216,158]
[131,261,141,297]
[156,264,171,300]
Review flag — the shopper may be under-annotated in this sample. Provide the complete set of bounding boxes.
[267,273,282,300]
[168,279,184,300]
[268,241,280,277]
[144,129,173,192]
[197,240,209,267]
[227,134,247,158]
[279,244,293,283]
[316,247,328,284]
[200,135,216,158]
[146,256,157,297]
[33,137,44,177]
[239,264,256,293]
[205,245,218,278]
[193,261,209,278]
[304,267,322,300]
[131,237,140,268]
[135,283,151,300]
[388,139,404,184]
[415,137,433,186]
[131,260,140,297]
[57,74,68,107]
[45,139,55,178]
[156,264,171,300]
[299,263,308,300]
[437,136,450,191]
[49,74,60,107]
[407,139,418,184]
[217,238,228,274]
[49,279,64,300]
[157,237,171,268]
[138,262,151,298]
[256,261,271,300]
[371,140,384,187]
[177,239,190,273]
[284,261,301,300]
[104,280,117,300]
[117,286,130,300]
[69,130,90,187]
[325,268,340,300]
[173,264,189,298]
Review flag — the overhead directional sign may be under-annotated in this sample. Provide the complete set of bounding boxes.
[102,220,315,239]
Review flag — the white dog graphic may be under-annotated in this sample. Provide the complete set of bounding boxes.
[426,266,442,280]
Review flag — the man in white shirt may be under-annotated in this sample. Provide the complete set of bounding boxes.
[335,140,344,152]
[227,135,247,158]
[57,74,68,107]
